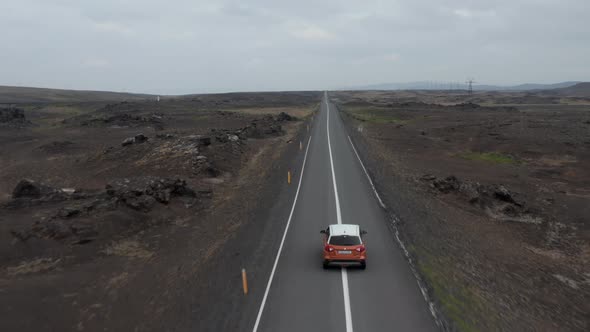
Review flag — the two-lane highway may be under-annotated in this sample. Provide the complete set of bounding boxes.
[252,92,438,331]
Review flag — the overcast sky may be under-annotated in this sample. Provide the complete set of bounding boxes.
[1,0,589,94]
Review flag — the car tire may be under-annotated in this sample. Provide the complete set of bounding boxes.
[360,261,366,270]
[323,260,330,269]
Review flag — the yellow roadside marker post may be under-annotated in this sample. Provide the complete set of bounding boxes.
[242,268,248,295]
[288,171,291,184]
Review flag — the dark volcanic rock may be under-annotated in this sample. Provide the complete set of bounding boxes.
[67,108,164,129]
[7,180,75,209]
[211,129,243,143]
[186,135,211,146]
[422,174,533,222]
[35,220,72,240]
[276,112,295,122]
[12,179,66,199]
[0,107,26,121]
[0,107,31,127]
[12,179,43,198]
[134,133,148,143]
[493,185,518,205]
[242,116,283,138]
[106,177,197,211]
[121,137,135,146]
[420,174,437,181]
[432,175,461,193]
[124,195,157,212]
[57,206,82,218]
[455,102,481,109]
[121,134,148,146]
[9,176,200,243]
[209,113,289,141]
[156,133,175,139]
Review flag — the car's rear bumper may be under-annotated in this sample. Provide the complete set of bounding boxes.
[323,253,366,261]
[324,259,365,266]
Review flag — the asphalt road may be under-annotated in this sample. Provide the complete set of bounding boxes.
[252,92,438,332]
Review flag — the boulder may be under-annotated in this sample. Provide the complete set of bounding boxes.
[0,107,31,127]
[122,137,135,146]
[37,220,72,240]
[122,134,148,146]
[8,180,71,207]
[276,112,294,122]
[187,135,211,146]
[12,179,42,198]
[134,134,148,143]
[57,206,82,218]
[125,195,157,211]
[432,176,461,193]
[420,174,437,181]
[493,185,520,205]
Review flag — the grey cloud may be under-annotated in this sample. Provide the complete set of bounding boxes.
[0,0,588,93]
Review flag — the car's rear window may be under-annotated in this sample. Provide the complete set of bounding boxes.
[329,235,361,246]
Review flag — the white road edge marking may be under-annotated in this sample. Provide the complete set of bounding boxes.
[347,136,386,209]
[345,116,443,328]
[326,92,354,332]
[252,134,313,332]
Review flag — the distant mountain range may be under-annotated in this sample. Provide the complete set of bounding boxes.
[547,82,590,96]
[1,81,589,104]
[0,85,155,104]
[345,81,582,91]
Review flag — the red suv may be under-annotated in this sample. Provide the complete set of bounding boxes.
[321,224,367,269]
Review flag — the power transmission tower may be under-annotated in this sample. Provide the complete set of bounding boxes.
[466,78,476,94]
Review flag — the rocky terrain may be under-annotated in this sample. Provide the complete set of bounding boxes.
[0,106,32,128]
[335,87,590,331]
[0,90,320,331]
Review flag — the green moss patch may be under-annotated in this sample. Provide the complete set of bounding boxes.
[345,107,411,124]
[416,253,490,332]
[459,151,519,164]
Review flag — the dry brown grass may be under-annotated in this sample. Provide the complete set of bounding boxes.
[103,240,153,259]
[106,272,130,289]
[5,258,61,276]
[226,106,315,118]
[536,155,577,167]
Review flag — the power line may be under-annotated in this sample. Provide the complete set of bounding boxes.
[465,78,476,95]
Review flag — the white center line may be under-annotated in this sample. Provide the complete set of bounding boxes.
[252,135,313,332]
[325,91,354,332]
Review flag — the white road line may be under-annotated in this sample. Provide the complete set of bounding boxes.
[326,92,354,332]
[252,134,313,332]
[345,111,442,328]
[347,135,386,209]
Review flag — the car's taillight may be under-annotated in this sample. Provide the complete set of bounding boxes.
[356,245,366,252]
[324,245,334,252]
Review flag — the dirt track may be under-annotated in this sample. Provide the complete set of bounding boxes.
[336,89,590,331]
